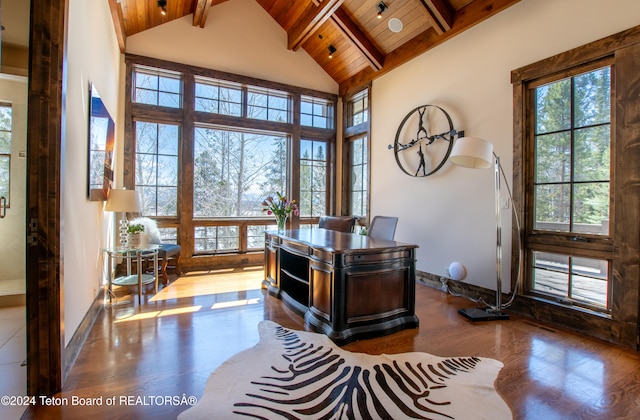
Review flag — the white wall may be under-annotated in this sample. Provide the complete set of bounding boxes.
[63,0,121,345]
[0,75,27,283]
[126,0,337,94]
[372,0,640,291]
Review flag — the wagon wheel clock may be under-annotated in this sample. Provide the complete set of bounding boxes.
[391,105,463,177]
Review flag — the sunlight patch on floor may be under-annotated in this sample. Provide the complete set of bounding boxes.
[211,298,261,310]
[114,305,203,323]
[109,267,265,321]
[150,268,264,302]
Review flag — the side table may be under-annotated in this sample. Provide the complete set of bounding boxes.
[104,246,159,305]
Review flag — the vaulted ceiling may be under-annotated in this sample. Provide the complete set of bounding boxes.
[109,0,521,95]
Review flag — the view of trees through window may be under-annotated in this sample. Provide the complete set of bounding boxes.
[195,78,242,116]
[299,139,327,217]
[349,136,368,218]
[135,121,179,216]
[193,127,287,217]
[534,66,611,235]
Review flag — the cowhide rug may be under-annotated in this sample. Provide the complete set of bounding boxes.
[178,321,512,419]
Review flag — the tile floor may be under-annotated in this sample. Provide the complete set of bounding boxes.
[0,305,27,420]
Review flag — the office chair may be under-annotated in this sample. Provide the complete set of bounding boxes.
[318,215,356,233]
[368,216,398,240]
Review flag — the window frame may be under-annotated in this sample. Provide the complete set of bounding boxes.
[342,87,371,227]
[346,134,368,219]
[526,60,614,312]
[299,138,330,218]
[523,57,616,316]
[301,95,334,129]
[133,119,181,217]
[511,25,640,348]
[132,64,183,109]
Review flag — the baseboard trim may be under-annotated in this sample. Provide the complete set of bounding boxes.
[415,270,502,306]
[63,288,105,383]
[0,294,26,308]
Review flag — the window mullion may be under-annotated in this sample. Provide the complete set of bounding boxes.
[182,73,195,254]
[241,86,248,119]
[569,78,576,233]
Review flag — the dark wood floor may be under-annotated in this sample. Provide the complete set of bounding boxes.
[22,267,640,419]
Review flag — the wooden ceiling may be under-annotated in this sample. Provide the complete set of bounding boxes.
[108,0,521,95]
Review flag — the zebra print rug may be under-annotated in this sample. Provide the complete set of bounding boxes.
[178,321,512,419]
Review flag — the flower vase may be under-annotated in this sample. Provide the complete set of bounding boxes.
[276,215,288,232]
[128,232,142,249]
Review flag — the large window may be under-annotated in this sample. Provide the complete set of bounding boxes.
[527,64,612,312]
[0,103,11,206]
[125,56,336,268]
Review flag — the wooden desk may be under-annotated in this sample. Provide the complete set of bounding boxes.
[264,228,419,344]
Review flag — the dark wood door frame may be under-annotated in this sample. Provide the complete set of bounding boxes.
[26,0,67,395]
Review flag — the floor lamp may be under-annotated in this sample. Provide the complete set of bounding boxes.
[105,188,141,248]
[449,137,521,321]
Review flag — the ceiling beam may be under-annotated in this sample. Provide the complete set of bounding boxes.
[107,0,126,52]
[193,0,214,28]
[419,0,453,34]
[288,0,345,51]
[339,0,522,96]
[331,8,384,71]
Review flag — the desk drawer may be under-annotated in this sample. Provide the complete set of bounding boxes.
[311,248,332,264]
[345,249,412,265]
[281,239,310,256]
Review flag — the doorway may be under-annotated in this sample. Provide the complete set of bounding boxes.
[0,0,30,415]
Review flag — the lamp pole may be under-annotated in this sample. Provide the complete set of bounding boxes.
[450,137,511,321]
[492,154,503,315]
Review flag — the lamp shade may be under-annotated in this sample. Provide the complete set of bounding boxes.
[449,137,494,169]
[105,189,141,213]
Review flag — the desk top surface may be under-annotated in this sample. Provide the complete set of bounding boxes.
[267,228,417,253]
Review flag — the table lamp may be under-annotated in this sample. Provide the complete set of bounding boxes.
[105,188,141,248]
[449,137,522,321]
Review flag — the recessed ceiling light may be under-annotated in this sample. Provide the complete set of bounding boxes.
[388,18,403,33]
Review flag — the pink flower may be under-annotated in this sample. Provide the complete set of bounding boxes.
[262,192,300,220]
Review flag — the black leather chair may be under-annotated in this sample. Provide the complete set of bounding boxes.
[319,215,356,233]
